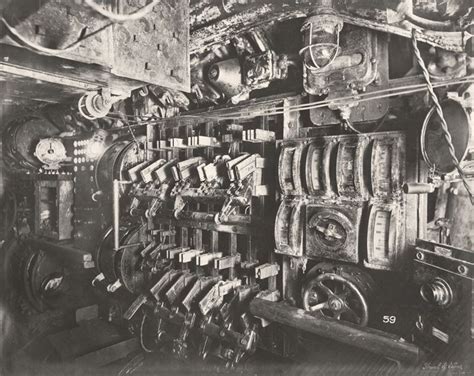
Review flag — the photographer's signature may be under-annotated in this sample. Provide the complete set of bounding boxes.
[422,361,465,374]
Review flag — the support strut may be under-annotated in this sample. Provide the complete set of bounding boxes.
[249,298,424,364]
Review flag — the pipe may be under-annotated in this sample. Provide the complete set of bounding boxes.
[113,179,120,251]
[403,182,435,194]
[249,298,424,364]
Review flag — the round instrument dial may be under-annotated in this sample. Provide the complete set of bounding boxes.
[308,210,352,252]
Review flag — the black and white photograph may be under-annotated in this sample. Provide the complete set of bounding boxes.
[0,0,473,375]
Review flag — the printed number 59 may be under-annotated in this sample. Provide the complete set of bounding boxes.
[383,315,396,324]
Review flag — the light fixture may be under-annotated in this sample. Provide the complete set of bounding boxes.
[85,129,109,160]
[299,5,343,70]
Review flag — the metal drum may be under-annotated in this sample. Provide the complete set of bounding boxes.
[95,136,145,195]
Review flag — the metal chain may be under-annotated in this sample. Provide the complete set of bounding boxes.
[411,29,474,204]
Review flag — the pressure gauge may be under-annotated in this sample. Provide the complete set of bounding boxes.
[35,138,68,169]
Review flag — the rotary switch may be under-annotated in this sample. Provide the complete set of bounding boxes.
[306,206,361,263]
[308,210,351,252]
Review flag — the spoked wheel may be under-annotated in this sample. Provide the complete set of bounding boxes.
[302,263,375,326]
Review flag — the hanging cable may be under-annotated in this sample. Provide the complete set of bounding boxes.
[83,0,160,23]
[128,120,141,149]
[139,313,154,353]
[411,28,474,204]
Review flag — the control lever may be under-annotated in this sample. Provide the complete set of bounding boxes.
[171,157,205,196]
[123,269,182,320]
[197,155,231,194]
[145,160,177,218]
[176,276,222,359]
[165,272,198,357]
[214,154,260,224]
[197,280,242,359]
[220,286,259,368]
[165,272,197,307]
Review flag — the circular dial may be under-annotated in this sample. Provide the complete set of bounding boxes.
[308,210,352,252]
[35,138,67,168]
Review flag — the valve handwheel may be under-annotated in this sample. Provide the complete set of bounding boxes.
[302,263,374,326]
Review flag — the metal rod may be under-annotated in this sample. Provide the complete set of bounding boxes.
[249,298,424,364]
[116,242,144,250]
[113,179,120,251]
[403,182,435,194]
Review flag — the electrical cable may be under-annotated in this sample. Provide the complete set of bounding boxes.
[127,120,141,149]
[83,0,160,23]
[100,76,474,128]
[171,76,474,121]
[139,313,154,353]
[101,75,474,127]
[411,28,474,205]
[185,77,474,121]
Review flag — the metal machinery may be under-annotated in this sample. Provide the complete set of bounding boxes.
[1,0,474,373]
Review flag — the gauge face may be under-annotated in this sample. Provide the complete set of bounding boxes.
[35,138,67,167]
[305,144,324,194]
[275,201,305,257]
[372,142,393,195]
[278,143,304,195]
[372,210,391,257]
[336,139,368,198]
[365,204,400,270]
[337,143,357,194]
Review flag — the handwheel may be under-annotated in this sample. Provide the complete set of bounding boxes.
[302,263,374,326]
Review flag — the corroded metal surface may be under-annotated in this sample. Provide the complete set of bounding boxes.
[0,0,190,97]
[190,1,469,55]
